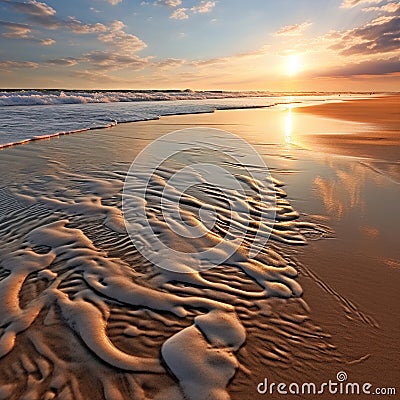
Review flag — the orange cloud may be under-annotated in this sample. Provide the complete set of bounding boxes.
[275,21,312,36]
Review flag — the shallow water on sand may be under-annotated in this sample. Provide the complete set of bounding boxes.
[0,107,398,399]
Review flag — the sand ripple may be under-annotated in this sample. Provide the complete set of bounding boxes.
[0,149,337,399]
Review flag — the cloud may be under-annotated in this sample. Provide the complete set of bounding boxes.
[0,20,31,38]
[1,1,146,53]
[0,0,107,31]
[169,1,215,20]
[314,57,400,77]
[170,8,189,19]
[191,57,225,67]
[0,0,64,30]
[46,51,152,72]
[97,21,147,52]
[191,1,216,13]
[156,58,185,69]
[64,18,108,34]
[154,0,182,7]
[0,60,39,69]
[191,45,270,67]
[46,58,78,66]
[362,2,400,13]
[0,0,56,16]
[81,51,150,71]
[39,38,55,45]
[275,21,312,36]
[41,42,269,77]
[0,20,55,44]
[68,69,126,84]
[157,58,185,68]
[106,0,122,5]
[340,0,381,8]
[330,15,400,55]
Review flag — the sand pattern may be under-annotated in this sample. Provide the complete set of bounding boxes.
[0,146,344,400]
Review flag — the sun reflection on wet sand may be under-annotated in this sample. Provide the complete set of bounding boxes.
[284,106,293,144]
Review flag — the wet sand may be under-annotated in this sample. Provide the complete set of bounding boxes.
[294,95,400,163]
[0,99,399,399]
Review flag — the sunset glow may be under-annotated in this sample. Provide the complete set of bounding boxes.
[286,55,302,77]
[0,0,398,90]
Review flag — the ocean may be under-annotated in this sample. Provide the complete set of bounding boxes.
[0,90,363,147]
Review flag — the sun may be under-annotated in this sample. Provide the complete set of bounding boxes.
[286,54,302,76]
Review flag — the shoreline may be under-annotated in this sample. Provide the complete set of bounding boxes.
[0,104,273,150]
[293,95,400,163]
[0,94,389,151]
[295,95,400,127]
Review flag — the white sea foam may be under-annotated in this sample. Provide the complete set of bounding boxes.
[0,90,301,107]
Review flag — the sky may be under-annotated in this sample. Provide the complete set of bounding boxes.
[0,0,399,90]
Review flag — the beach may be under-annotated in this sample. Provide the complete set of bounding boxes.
[0,95,398,400]
[294,96,400,172]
